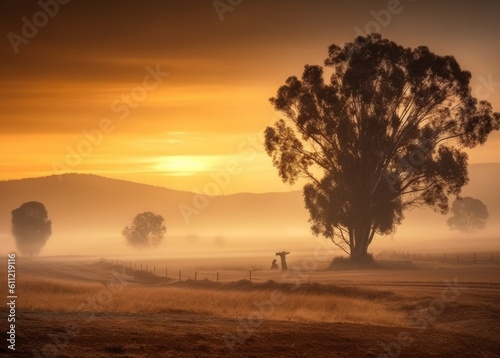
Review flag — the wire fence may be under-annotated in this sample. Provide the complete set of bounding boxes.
[100,257,291,283]
[377,250,499,264]
[100,251,500,284]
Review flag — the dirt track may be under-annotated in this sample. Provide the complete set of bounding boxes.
[5,310,499,357]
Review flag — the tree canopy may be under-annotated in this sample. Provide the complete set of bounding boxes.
[265,34,500,260]
[447,197,488,233]
[11,201,52,256]
[122,212,166,248]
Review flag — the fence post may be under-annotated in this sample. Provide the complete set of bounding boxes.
[249,270,252,282]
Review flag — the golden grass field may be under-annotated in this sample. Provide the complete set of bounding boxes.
[17,274,404,327]
[1,255,499,357]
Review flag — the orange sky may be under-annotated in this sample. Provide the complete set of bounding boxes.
[1,0,499,193]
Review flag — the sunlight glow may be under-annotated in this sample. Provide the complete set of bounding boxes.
[151,155,213,176]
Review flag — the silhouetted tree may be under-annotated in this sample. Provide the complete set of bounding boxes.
[11,201,52,256]
[123,212,166,248]
[265,34,500,261]
[447,197,488,233]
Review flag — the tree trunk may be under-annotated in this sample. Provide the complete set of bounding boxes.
[350,223,372,261]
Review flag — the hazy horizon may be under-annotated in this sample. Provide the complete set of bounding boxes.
[2,160,500,194]
[1,166,499,258]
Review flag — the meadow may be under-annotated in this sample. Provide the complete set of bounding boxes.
[1,254,499,357]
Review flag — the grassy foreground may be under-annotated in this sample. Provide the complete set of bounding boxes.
[1,258,499,357]
[17,272,405,327]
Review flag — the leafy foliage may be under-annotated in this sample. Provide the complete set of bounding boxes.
[122,212,166,248]
[11,201,52,256]
[447,197,488,233]
[265,34,500,258]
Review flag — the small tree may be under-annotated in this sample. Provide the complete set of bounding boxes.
[11,201,52,256]
[123,212,166,248]
[447,197,488,234]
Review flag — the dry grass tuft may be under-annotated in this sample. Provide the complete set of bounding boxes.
[17,275,102,311]
[177,279,396,300]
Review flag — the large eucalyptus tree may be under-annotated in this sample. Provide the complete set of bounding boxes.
[265,34,499,260]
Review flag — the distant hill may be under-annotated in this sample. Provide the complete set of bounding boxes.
[0,163,498,255]
[0,173,310,253]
